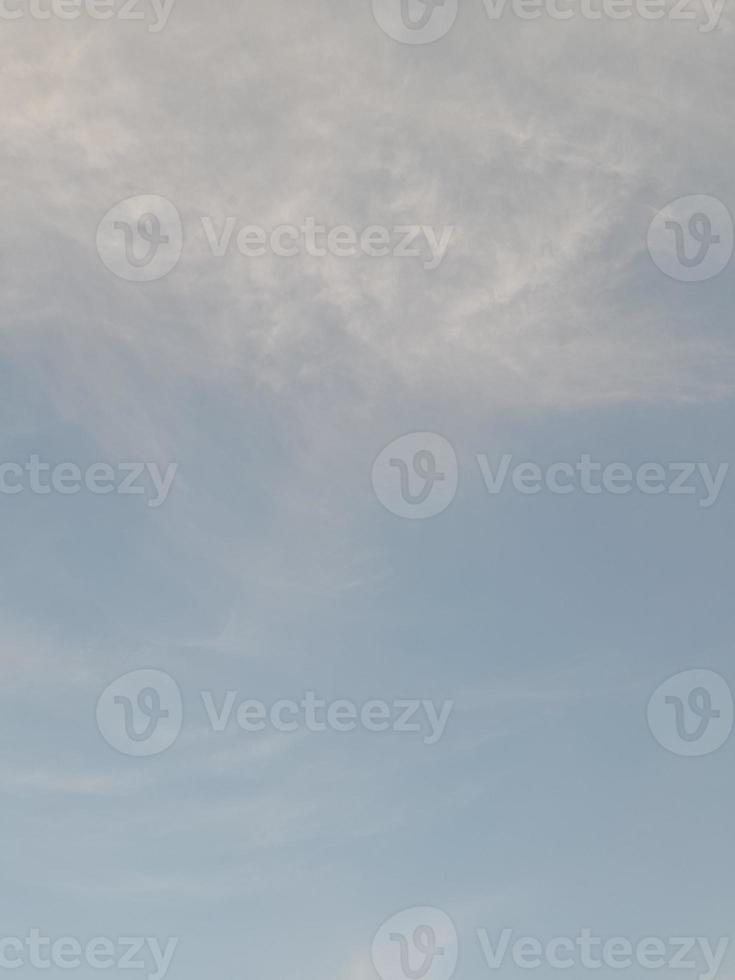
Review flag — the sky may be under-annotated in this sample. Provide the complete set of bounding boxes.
[1,2,734,980]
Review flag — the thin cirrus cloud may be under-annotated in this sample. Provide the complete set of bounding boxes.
[2,1,734,432]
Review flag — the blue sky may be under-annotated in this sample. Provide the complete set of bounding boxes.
[1,2,734,980]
